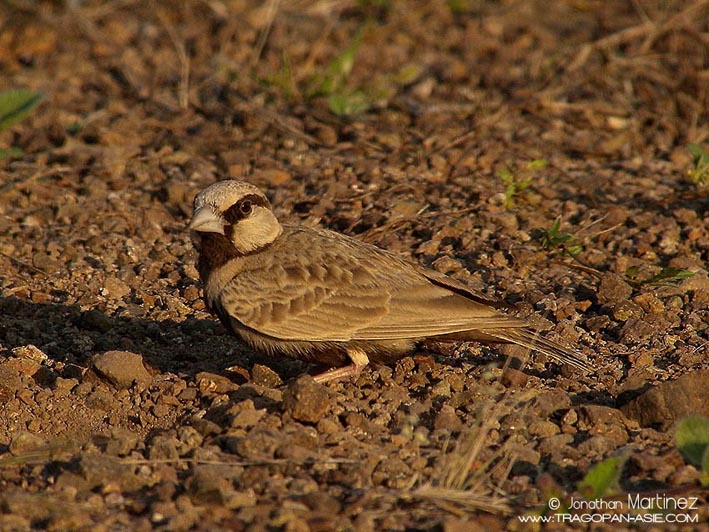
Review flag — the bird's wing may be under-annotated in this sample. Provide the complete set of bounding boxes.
[212,226,527,342]
[351,280,528,340]
[213,255,391,341]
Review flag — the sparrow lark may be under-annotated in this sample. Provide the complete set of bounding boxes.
[188,180,591,382]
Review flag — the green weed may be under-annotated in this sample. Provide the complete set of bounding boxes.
[0,89,43,158]
[497,159,548,208]
[535,217,584,257]
[675,415,709,486]
[686,144,709,186]
[625,266,694,287]
[263,26,423,117]
[578,453,629,499]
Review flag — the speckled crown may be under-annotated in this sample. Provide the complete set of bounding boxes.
[194,180,266,210]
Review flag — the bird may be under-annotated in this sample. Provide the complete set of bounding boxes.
[188,180,591,383]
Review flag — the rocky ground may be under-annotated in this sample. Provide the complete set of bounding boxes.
[0,0,708,530]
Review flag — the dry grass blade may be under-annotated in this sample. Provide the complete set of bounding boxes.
[412,484,513,515]
[120,456,357,467]
[410,389,538,517]
[251,0,282,66]
[568,0,709,72]
[438,416,497,491]
[0,443,76,468]
[155,8,191,109]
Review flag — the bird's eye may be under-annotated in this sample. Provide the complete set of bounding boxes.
[239,200,252,215]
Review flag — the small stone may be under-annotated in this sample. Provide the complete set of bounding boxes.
[253,168,291,185]
[78,452,143,491]
[148,435,180,460]
[101,276,131,300]
[668,465,699,485]
[225,489,257,510]
[282,375,330,423]
[531,392,571,417]
[619,370,709,427]
[79,310,113,332]
[299,491,341,514]
[251,364,283,388]
[177,426,203,448]
[230,407,266,429]
[229,428,280,460]
[195,372,239,394]
[618,318,655,344]
[92,351,152,389]
[190,418,221,437]
[314,124,338,146]
[597,273,633,305]
[105,428,139,457]
[11,344,48,363]
[372,457,412,488]
[32,251,59,272]
[53,377,78,393]
[578,405,628,428]
[275,443,315,461]
[9,431,47,455]
[561,409,578,432]
[85,387,118,410]
[1,357,41,378]
[151,403,171,419]
[501,367,529,387]
[431,380,451,398]
[612,301,643,321]
[528,420,560,438]
[178,387,198,402]
[434,405,464,432]
[577,435,617,456]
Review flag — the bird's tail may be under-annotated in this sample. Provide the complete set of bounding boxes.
[486,328,591,373]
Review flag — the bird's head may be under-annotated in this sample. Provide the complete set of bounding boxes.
[188,180,282,254]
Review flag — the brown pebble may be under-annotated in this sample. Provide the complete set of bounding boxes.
[282,375,331,423]
[250,364,283,388]
[501,367,529,387]
[92,351,153,390]
[9,431,47,455]
[619,369,709,427]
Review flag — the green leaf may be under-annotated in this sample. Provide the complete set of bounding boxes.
[0,147,24,159]
[625,266,640,279]
[687,144,709,169]
[647,267,694,286]
[327,91,370,116]
[497,168,514,185]
[311,30,363,97]
[578,454,627,499]
[0,90,43,130]
[549,217,562,238]
[566,244,584,257]
[675,416,709,468]
[393,64,423,85]
[527,158,549,170]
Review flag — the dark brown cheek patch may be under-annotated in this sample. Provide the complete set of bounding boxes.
[224,223,235,242]
[223,194,270,224]
[197,233,239,280]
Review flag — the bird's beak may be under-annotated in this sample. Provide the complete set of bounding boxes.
[188,207,225,234]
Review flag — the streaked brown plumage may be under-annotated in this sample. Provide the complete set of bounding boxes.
[189,180,591,382]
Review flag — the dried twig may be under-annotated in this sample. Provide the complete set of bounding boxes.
[156,8,191,109]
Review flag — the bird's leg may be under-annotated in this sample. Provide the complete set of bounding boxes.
[313,348,369,384]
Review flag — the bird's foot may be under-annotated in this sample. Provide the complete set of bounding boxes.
[312,347,369,384]
[313,363,366,383]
